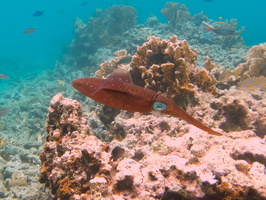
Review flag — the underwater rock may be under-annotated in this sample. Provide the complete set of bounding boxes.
[220,99,250,132]
[39,93,109,199]
[192,87,266,138]
[40,94,266,199]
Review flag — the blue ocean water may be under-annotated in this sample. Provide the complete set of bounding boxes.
[0,0,265,74]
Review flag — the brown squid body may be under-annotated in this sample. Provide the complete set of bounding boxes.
[72,68,222,136]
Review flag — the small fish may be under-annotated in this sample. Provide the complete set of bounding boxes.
[216,21,226,24]
[204,0,213,2]
[57,80,65,86]
[111,146,125,161]
[202,21,236,36]
[206,26,236,36]
[238,76,266,91]
[218,17,223,20]
[23,28,37,34]
[33,10,44,16]
[0,108,8,117]
[218,70,234,83]
[0,74,9,79]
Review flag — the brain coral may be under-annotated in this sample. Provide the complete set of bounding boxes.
[130,35,218,109]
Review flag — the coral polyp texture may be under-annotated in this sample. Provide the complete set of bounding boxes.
[130,35,218,109]
[39,93,266,200]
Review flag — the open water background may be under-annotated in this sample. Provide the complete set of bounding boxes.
[0,0,265,74]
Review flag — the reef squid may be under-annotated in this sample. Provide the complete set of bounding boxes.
[72,68,222,136]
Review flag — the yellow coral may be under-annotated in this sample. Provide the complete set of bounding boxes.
[233,43,266,79]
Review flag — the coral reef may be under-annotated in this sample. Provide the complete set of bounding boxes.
[161,2,191,29]
[191,88,266,138]
[68,5,136,69]
[61,3,246,72]
[39,93,98,199]
[95,50,131,78]
[39,93,266,199]
[0,3,260,199]
[0,136,45,199]
[233,43,266,79]
[130,35,218,109]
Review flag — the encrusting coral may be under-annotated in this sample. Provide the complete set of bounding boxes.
[130,35,218,109]
[39,93,266,199]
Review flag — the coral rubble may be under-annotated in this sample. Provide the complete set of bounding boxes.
[39,93,266,199]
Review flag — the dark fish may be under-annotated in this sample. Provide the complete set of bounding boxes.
[33,10,44,16]
[0,108,8,117]
[0,74,9,79]
[80,1,88,6]
[204,0,213,2]
[206,26,236,36]
[23,28,37,34]
[111,146,125,161]
[117,56,132,64]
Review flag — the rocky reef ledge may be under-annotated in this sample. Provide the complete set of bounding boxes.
[39,93,266,200]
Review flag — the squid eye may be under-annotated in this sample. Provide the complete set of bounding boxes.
[153,102,166,111]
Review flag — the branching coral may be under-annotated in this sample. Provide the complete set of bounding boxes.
[161,2,191,29]
[233,43,266,79]
[130,35,218,109]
